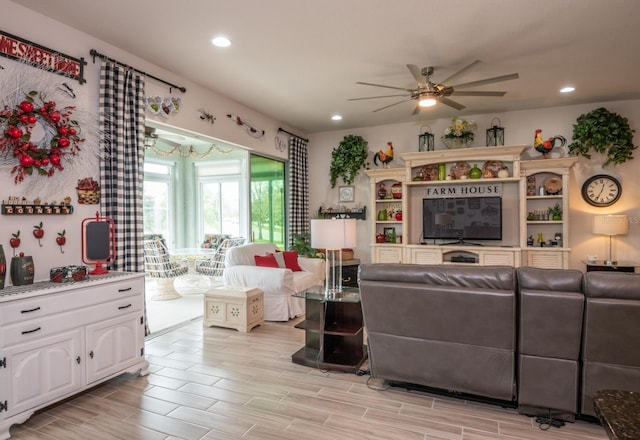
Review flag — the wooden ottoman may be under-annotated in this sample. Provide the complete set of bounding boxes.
[203,286,264,332]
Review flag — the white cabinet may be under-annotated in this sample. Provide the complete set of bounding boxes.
[0,273,148,439]
[365,168,405,263]
[520,157,577,269]
[364,146,577,268]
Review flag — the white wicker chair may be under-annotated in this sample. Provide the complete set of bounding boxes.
[195,237,246,278]
[143,238,188,300]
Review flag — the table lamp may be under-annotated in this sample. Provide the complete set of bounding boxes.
[592,215,629,265]
[310,218,357,297]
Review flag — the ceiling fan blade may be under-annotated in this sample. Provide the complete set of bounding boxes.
[356,81,411,92]
[450,90,507,97]
[439,97,466,111]
[348,94,410,101]
[439,60,482,85]
[452,73,520,89]
[373,99,413,112]
[406,64,427,87]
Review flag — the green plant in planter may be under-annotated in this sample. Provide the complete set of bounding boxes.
[329,135,369,188]
[568,107,637,166]
[548,202,562,221]
[290,232,321,258]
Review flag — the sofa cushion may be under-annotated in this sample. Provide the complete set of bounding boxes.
[282,250,303,271]
[254,253,279,267]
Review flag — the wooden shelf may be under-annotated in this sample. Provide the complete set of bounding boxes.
[2,203,74,215]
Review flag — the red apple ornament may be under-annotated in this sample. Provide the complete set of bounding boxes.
[56,230,66,254]
[33,222,44,247]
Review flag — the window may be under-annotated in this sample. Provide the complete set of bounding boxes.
[196,160,247,241]
[143,160,175,246]
[250,155,286,249]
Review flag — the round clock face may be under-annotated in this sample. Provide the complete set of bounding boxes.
[581,174,622,207]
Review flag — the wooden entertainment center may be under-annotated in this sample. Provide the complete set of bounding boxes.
[366,145,577,269]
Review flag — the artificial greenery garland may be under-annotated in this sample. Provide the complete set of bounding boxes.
[329,134,369,188]
[568,107,636,166]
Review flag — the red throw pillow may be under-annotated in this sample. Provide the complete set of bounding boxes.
[282,250,303,272]
[254,253,279,268]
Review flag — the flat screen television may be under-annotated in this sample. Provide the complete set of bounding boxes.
[422,196,502,244]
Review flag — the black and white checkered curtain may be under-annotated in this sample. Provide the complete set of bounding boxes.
[288,136,309,247]
[98,62,146,273]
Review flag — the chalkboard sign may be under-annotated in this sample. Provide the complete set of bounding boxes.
[82,213,115,274]
[86,221,111,261]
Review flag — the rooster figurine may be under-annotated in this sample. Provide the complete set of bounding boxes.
[534,129,566,159]
[373,141,394,167]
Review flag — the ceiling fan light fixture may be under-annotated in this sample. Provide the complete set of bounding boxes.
[418,97,437,107]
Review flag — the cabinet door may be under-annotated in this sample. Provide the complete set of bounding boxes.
[373,246,403,264]
[85,314,142,384]
[5,329,83,418]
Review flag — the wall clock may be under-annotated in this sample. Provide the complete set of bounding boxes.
[581,174,622,207]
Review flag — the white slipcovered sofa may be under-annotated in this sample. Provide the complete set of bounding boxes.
[223,242,325,321]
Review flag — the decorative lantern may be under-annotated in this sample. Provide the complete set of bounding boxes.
[486,118,505,146]
[419,125,435,152]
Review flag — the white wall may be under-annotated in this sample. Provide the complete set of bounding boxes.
[308,101,640,270]
[0,2,298,282]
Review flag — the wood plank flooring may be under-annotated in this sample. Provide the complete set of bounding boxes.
[9,318,607,440]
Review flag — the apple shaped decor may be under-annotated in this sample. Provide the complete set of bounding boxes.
[33,222,44,247]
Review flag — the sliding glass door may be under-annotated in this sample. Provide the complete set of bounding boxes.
[250,155,286,249]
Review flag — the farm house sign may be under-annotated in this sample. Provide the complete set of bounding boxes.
[0,29,86,84]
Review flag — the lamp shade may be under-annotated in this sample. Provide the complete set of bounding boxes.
[310,218,357,249]
[593,215,629,236]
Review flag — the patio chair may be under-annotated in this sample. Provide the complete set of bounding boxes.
[143,238,188,300]
[195,237,246,278]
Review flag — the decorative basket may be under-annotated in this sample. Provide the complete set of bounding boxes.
[50,265,89,283]
[77,189,100,204]
[341,249,354,261]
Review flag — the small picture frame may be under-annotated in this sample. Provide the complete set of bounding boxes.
[338,186,355,202]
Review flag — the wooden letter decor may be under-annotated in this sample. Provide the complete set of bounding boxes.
[0,29,86,84]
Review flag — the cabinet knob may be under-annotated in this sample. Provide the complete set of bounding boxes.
[76,356,81,364]
[89,351,94,359]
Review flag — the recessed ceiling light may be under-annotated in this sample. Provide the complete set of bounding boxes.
[331,114,343,121]
[212,36,231,47]
[560,86,575,93]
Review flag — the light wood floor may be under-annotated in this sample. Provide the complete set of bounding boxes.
[9,318,607,440]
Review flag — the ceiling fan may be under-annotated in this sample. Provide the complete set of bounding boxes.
[349,60,519,114]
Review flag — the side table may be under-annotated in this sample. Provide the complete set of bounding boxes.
[204,286,264,332]
[339,259,360,288]
[291,286,366,373]
[583,260,637,273]
[593,390,640,440]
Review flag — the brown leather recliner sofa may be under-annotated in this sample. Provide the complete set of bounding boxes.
[358,264,640,420]
[359,264,518,402]
[580,271,640,417]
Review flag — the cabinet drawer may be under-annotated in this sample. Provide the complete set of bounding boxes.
[1,296,143,347]
[0,278,143,325]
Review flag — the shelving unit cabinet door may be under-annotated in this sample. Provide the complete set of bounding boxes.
[85,313,143,384]
[373,246,403,263]
[5,329,83,418]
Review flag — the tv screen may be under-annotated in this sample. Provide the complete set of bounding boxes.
[423,196,502,242]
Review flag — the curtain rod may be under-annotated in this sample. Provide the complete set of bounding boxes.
[278,127,308,143]
[90,49,187,93]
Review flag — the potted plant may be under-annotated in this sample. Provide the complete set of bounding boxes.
[548,203,562,221]
[290,232,321,258]
[568,107,637,166]
[329,135,369,188]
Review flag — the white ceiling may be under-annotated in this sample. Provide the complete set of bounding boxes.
[12,0,640,134]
